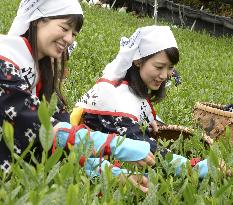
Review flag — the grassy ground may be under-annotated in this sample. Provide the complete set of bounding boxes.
[1,1,233,204]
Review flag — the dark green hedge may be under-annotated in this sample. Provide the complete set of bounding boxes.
[173,0,233,18]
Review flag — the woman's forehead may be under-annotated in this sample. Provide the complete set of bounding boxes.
[149,52,172,65]
[49,18,76,30]
[150,51,168,61]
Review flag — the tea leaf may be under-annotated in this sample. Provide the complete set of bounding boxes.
[2,121,14,154]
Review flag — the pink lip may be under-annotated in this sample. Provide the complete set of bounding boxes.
[56,42,66,51]
[153,80,162,87]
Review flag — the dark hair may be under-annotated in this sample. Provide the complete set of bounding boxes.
[22,14,83,104]
[124,47,179,102]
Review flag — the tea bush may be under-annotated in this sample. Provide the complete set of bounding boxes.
[173,0,233,18]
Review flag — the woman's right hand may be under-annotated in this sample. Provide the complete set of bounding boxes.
[132,151,155,167]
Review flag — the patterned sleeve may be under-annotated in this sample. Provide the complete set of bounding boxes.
[0,58,43,168]
[83,113,158,153]
[0,57,70,172]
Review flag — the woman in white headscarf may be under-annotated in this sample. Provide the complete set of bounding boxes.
[0,0,155,186]
[75,26,210,179]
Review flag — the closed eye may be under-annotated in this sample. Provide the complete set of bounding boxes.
[72,32,77,37]
[154,66,163,69]
[60,26,69,32]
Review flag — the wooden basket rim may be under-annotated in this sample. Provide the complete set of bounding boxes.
[158,125,194,135]
[194,102,233,119]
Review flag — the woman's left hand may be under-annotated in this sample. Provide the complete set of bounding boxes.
[150,120,159,134]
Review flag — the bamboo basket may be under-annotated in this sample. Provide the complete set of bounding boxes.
[156,125,194,141]
[193,102,233,143]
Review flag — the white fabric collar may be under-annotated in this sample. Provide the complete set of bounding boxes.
[76,79,156,124]
[0,35,36,94]
[8,0,83,36]
[102,25,178,80]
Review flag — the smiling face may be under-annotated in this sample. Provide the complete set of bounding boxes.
[138,51,174,91]
[37,18,77,59]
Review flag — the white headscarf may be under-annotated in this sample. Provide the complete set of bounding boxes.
[8,0,83,36]
[102,25,178,80]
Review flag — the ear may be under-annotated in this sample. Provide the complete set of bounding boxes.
[133,60,141,67]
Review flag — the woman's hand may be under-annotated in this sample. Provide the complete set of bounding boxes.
[150,120,159,135]
[129,174,149,193]
[218,159,232,177]
[53,122,62,137]
[132,151,155,167]
[119,174,149,193]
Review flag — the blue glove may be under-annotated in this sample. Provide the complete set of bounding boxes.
[171,154,188,176]
[85,158,109,178]
[85,158,129,177]
[194,159,208,179]
[171,154,208,179]
[55,122,150,162]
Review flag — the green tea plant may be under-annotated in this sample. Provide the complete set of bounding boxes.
[0,95,146,204]
[173,0,233,18]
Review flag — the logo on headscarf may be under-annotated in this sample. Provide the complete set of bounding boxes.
[20,0,41,12]
[120,30,141,49]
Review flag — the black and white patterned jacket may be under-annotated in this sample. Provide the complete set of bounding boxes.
[0,35,69,173]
